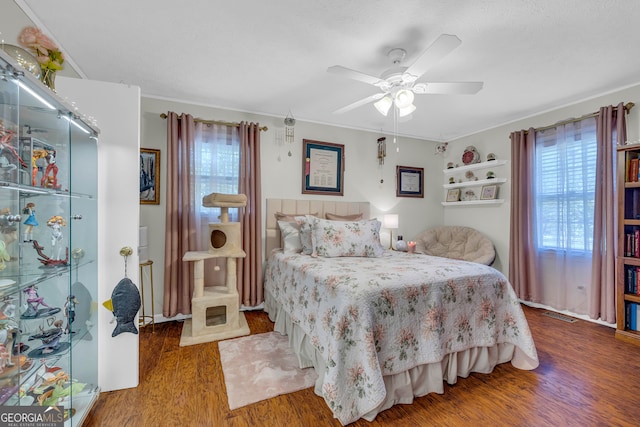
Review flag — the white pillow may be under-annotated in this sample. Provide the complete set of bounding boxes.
[309,217,385,257]
[277,220,303,253]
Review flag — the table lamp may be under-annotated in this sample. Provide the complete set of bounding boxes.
[382,214,399,250]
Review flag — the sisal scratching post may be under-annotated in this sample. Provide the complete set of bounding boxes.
[180,193,250,346]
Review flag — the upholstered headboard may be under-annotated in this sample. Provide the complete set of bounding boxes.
[265,198,370,255]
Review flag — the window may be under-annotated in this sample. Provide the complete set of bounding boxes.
[193,124,240,246]
[534,117,597,252]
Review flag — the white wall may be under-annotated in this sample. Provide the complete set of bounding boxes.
[444,83,640,278]
[57,76,141,392]
[140,97,442,318]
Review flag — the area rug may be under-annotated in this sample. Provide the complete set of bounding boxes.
[218,332,318,410]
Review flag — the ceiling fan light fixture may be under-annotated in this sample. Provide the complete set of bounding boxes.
[398,103,416,118]
[374,95,393,116]
[394,89,414,108]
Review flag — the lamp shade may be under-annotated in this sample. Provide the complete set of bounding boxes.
[374,95,393,116]
[398,103,416,118]
[382,214,399,229]
[394,89,415,108]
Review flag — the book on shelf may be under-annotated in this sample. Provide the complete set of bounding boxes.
[631,158,639,182]
[623,265,640,294]
[624,228,640,257]
[627,302,639,331]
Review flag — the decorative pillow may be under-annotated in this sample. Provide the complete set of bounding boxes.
[325,212,364,221]
[309,218,385,258]
[274,212,317,254]
[276,220,303,253]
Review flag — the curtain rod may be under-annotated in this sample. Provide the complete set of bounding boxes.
[526,102,635,134]
[160,113,268,132]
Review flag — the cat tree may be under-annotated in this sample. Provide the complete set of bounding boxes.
[179,193,250,346]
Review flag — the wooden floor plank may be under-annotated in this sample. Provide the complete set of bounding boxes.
[82,307,640,427]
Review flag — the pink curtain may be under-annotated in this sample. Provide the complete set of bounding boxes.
[590,102,626,323]
[238,122,263,307]
[163,112,197,317]
[509,128,540,302]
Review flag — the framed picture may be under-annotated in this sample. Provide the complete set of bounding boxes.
[446,188,461,202]
[396,166,424,198]
[302,139,344,196]
[480,184,498,200]
[140,148,160,205]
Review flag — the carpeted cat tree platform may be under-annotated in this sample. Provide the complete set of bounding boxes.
[180,193,250,346]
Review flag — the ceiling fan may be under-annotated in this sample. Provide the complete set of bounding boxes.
[327,34,483,117]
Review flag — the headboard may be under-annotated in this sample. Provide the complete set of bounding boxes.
[265,198,370,255]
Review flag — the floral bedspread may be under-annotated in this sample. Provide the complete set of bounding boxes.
[263,250,539,425]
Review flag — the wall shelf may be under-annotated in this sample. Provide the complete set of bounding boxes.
[443,159,507,175]
[442,158,507,206]
[443,178,507,189]
[441,199,505,207]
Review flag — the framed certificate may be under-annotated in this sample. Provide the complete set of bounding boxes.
[396,165,424,198]
[302,139,345,196]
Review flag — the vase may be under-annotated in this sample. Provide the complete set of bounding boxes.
[0,44,41,79]
[40,68,56,91]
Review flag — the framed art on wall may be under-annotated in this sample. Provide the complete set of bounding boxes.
[140,148,160,204]
[396,165,424,198]
[302,139,345,196]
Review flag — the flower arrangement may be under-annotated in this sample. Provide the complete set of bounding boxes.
[17,26,64,89]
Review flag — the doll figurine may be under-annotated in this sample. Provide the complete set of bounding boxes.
[21,285,60,318]
[22,202,38,242]
[46,215,66,260]
[41,150,59,189]
[64,295,77,334]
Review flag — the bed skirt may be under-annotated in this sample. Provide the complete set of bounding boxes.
[265,289,529,424]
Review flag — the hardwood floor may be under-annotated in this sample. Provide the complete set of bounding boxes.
[83,306,640,427]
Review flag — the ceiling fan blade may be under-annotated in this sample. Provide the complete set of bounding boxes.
[404,34,462,81]
[332,93,386,114]
[415,82,484,95]
[327,65,382,86]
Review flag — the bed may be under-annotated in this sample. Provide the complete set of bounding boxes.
[263,199,539,425]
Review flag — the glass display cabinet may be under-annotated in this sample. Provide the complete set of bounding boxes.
[0,48,99,424]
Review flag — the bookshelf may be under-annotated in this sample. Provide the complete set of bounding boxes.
[616,145,640,345]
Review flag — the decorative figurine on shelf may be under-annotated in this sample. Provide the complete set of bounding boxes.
[28,319,66,356]
[30,215,69,266]
[21,285,60,319]
[22,202,38,242]
[31,149,49,186]
[40,150,60,189]
[0,120,27,171]
[487,152,496,161]
[0,343,12,373]
[47,215,66,261]
[0,296,16,320]
[486,171,495,179]
[64,295,77,334]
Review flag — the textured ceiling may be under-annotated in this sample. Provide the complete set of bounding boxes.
[15,0,640,141]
